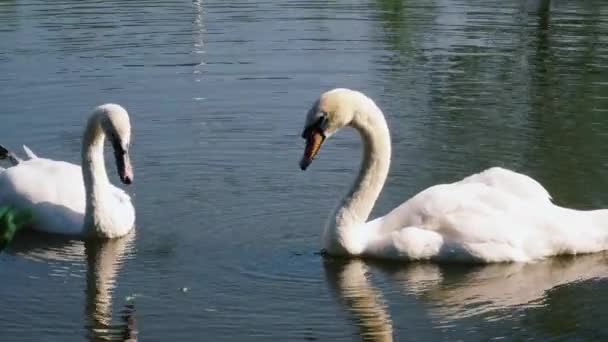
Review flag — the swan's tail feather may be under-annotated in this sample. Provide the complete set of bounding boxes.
[0,144,22,166]
[22,145,38,159]
[0,206,32,252]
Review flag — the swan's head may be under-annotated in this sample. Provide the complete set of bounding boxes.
[300,88,365,170]
[96,104,133,185]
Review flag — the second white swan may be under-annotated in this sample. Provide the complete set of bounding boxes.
[0,104,135,239]
[300,88,608,263]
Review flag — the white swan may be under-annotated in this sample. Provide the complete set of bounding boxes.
[300,88,608,262]
[0,104,135,238]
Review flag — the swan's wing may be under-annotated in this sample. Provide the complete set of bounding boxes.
[368,177,606,262]
[22,145,38,159]
[0,157,134,237]
[0,158,85,235]
[366,183,548,261]
[372,168,552,235]
[459,167,552,202]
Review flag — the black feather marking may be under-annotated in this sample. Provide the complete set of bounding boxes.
[0,144,20,166]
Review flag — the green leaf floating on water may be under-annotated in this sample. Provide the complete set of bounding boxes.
[0,206,32,252]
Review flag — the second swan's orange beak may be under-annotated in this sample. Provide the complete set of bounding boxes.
[300,127,325,170]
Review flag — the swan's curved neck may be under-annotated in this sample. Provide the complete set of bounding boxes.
[326,98,391,252]
[82,114,110,237]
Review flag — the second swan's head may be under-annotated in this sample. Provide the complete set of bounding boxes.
[300,88,370,170]
[96,104,133,185]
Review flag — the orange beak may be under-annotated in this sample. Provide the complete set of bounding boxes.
[300,127,325,170]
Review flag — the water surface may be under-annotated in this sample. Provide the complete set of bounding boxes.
[1,0,608,340]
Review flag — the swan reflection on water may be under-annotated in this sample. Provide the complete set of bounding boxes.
[6,230,137,341]
[324,253,608,341]
[324,259,394,342]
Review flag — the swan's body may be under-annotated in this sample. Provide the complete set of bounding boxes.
[300,89,608,263]
[0,104,135,238]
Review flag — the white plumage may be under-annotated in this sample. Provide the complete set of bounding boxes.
[301,89,608,262]
[0,104,135,238]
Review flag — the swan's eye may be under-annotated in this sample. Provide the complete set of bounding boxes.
[302,115,328,139]
[319,112,329,122]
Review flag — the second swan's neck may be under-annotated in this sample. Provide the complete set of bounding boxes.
[82,114,110,238]
[325,97,391,254]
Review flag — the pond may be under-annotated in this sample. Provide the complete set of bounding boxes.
[1,0,608,340]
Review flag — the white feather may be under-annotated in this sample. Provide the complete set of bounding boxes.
[0,104,135,238]
[307,89,608,263]
[22,144,38,159]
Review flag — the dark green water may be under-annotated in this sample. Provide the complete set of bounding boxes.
[1,0,608,340]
